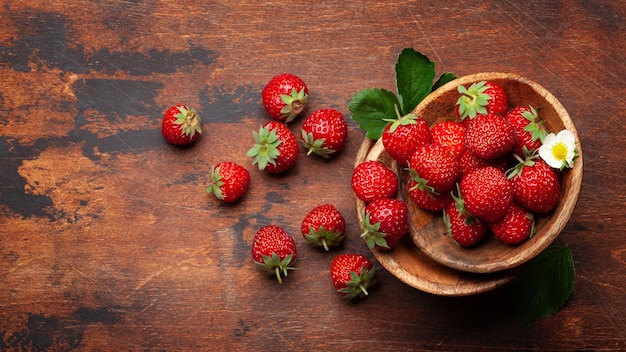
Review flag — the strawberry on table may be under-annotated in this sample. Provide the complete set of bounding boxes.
[251,225,297,284]
[206,161,250,202]
[301,204,346,251]
[330,253,377,300]
[351,160,398,203]
[300,108,348,158]
[381,113,432,166]
[408,144,460,194]
[508,158,561,214]
[262,73,309,123]
[456,80,508,121]
[247,121,299,174]
[361,198,408,251]
[490,203,535,245]
[161,104,202,145]
[464,113,517,160]
[459,166,513,223]
[443,198,487,247]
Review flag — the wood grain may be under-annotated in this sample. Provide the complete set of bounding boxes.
[1,1,625,351]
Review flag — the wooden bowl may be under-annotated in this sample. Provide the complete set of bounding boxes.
[354,72,583,294]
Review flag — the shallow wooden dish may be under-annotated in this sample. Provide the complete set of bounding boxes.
[355,138,517,296]
[356,72,583,283]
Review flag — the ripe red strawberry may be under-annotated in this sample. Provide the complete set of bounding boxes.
[456,80,508,121]
[509,158,561,213]
[361,198,408,251]
[161,105,202,145]
[458,149,508,177]
[351,160,398,203]
[261,73,308,123]
[489,203,535,245]
[464,113,517,160]
[206,161,250,202]
[300,108,348,158]
[430,120,466,158]
[330,253,377,300]
[381,113,432,166]
[459,166,513,222]
[408,144,460,194]
[406,179,453,212]
[443,198,487,247]
[247,121,299,173]
[505,105,547,156]
[301,204,346,251]
[251,225,297,284]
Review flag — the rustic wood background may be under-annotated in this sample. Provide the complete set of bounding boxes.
[1,1,624,350]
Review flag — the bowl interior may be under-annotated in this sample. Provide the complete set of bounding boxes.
[406,72,583,273]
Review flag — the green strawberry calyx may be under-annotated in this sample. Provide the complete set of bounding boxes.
[206,164,225,199]
[247,125,282,170]
[255,252,296,284]
[408,168,436,195]
[360,211,389,249]
[506,147,539,179]
[280,87,308,123]
[384,105,419,134]
[300,130,333,159]
[174,106,202,138]
[456,81,491,120]
[339,266,378,300]
[522,105,548,142]
[304,225,345,251]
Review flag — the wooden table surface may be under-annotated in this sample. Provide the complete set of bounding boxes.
[1,1,625,351]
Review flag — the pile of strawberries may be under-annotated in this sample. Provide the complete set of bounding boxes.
[353,80,564,249]
[161,73,375,300]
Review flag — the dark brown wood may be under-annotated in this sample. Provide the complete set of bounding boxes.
[1,1,625,350]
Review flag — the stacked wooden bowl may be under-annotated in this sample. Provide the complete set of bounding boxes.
[354,72,583,296]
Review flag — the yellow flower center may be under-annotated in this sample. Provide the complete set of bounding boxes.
[551,142,569,161]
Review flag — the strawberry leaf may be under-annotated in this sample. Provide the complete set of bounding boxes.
[432,72,456,92]
[395,48,435,115]
[348,88,399,140]
[506,245,575,323]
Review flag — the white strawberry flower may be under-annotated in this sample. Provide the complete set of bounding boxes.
[539,129,577,169]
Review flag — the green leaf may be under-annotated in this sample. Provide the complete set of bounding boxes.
[506,245,575,323]
[432,72,456,92]
[348,88,400,140]
[395,48,436,115]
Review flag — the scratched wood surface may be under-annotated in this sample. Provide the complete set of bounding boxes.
[1,1,625,351]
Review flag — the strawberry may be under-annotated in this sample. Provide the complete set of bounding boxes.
[505,105,547,157]
[508,158,561,214]
[464,113,517,160]
[489,203,535,245]
[206,161,250,202]
[301,204,346,251]
[361,198,408,251]
[408,144,460,194]
[381,113,432,166]
[351,160,398,203]
[330,253,377,300]
[456,80,508,121]
[443,198,487,247]
[406,179,453,212]
[261,73,308,123]
[247,121,299,174]
[300,108,348,158]
[430,120,466,158]
[161,104,202,145]
[251,225,297,284]
[458,148,508,177]
[459,166,513,223]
